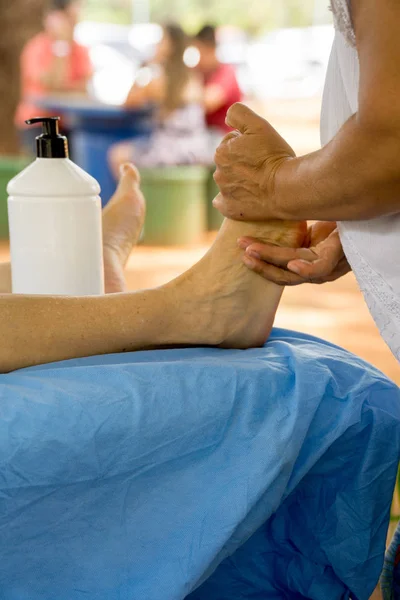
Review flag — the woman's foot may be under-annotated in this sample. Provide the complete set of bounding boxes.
[169,217,307,349]
[101,165,305,348]
[102,164,146,293]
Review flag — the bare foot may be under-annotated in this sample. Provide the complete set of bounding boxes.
[101,165,305,348]
[102,164,145,293]
[168,217,307,349]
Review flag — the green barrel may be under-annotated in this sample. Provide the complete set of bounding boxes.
[0,156,31,238]
[206,169,224,231]
[140,166,208,246]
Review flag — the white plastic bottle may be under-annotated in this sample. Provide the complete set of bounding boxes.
[7,117,104,295]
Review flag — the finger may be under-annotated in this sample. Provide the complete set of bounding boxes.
[237,236,259,250]
[315,229,344,265]
[212,192,224,211]
[226,103,268,134]
[214,132,240,164]
[244,242,317,268]
[308,221,338,245]
[212,193,245,220]
[287,257,337,280]
[242,255,306,286]
[213,169,233,193]
[287,230,344,279]
[226,104,296,158]
[327,257,352,280]
[308,264,352,285]
[220,130,241,145]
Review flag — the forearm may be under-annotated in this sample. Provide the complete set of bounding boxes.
[1,286,183,373]
[274,114,400,221]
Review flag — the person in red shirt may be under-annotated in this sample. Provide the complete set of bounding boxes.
[193,25,242,135]
[16,0,92,153]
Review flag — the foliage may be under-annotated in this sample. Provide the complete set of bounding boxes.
[83,0,329,34]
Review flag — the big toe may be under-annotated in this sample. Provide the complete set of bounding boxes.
[118,163,141,193]
[106,162,145,218]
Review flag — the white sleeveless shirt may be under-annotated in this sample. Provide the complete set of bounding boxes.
[321,0,400,362]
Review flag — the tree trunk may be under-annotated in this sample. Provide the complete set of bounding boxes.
[0,0,46,155]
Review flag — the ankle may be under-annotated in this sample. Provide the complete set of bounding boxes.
[221,218,307,249]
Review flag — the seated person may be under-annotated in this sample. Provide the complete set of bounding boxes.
[16,0,92,153]
[108,24,209,173]
[193,25,242,141]
[0,162,306,372]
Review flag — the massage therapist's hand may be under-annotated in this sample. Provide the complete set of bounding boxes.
[238,222,351,285]
[214,103,296,221]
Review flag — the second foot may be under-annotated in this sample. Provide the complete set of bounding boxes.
[102,164,146,293]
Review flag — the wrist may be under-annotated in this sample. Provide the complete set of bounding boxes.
[269,157,301,220]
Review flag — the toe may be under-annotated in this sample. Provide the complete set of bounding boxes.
[105,162,145,217]
[119,163,141,189]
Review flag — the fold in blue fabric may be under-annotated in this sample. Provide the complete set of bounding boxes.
[0,329,399,600]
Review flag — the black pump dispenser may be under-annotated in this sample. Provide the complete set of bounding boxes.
[25,117,69,158]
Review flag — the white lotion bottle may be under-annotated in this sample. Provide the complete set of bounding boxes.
[7,117,105,295]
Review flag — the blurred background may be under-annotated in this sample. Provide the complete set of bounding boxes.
[0,0,399,394]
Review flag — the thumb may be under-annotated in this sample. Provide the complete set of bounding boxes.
[226,103,268,134]
[226,103,296,158]
[287,231,344,279]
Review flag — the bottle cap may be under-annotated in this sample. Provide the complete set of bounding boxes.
[25,117,69,158]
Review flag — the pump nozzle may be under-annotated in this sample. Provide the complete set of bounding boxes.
[25,116,69,158]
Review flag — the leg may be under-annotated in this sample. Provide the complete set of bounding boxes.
[0,173,306,372]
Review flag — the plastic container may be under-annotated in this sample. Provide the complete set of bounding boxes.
[206,169,224,231]
[140,167,208,246]
[7,117,104,295]
[0,157,31,239]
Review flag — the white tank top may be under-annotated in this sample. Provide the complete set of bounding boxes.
[321,1,400,362]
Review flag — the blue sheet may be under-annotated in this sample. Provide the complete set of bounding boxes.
[0,329,399,600]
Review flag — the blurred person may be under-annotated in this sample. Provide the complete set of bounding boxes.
[108,24,209,173]
[193,25,242,137]
[16,0,92,154]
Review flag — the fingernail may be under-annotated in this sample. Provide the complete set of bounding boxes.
[287,259,311,274]
[246,249,260,260]
[237,238,250,249]
[119,164,128,176]
[243,255,256,269]
[287,264,301,274]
